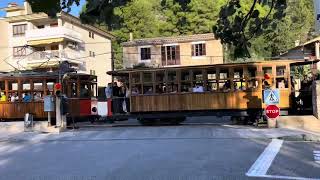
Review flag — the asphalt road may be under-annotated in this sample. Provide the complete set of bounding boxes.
[0,125,319,180]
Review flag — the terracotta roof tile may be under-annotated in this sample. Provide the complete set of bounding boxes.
[122,33,217,46]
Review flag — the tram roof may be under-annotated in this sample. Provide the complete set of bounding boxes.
[107,59,318,75]
[0,71,96,78]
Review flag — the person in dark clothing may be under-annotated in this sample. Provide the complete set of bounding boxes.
[112,82,119,97]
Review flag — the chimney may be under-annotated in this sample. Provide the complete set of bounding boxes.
[8,2,18,7]
[129,33,133,42]
[24,1,32,14]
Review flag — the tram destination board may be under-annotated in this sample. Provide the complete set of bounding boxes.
[265,105,280,119]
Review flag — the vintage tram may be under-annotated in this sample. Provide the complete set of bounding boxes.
[0,71,98,123]
[106,59,316,125]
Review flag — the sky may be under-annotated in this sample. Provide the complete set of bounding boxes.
[0,0,86,17]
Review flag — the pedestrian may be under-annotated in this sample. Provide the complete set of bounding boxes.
[105,83,112,99]
[112,82,119,97]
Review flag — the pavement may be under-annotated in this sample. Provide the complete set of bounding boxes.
[0,123,319,180]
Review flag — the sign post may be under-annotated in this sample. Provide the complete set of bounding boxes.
[263,87,280,128]
[265,105,280,128]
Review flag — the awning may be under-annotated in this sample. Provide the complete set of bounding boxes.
[27,38,64,46]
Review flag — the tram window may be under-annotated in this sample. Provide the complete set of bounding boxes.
[167,71,177,81]
[276,66,286,76]
[248,67,257,77]
[143,72,153,83]
[8,92,19,102]
[207,81,218,91]
[219,69,229,79]
[156,71,165,82]
[46,80,56,92]
[33,92,43,102]
[143,85,153,95]
[33,82,43,91]
[248,79,259,90]
[132,73,141,84]
[0,81,4,91]
[263,67,272,75]
[80,84,90,98]
[276,78,288,89]
[167,83,178,93]
[193,70,203,83]
[234,69,244,79]
[233,80,246,91]
[131,85,141,95]
[22,82,30,90]
[181,70,190,81]
[219,80,231,92]
[181,82,192,92]
[71,82,77,97]
[207,70,216,80]
[156,83,166,94]
[91,84,97,97]
[9,82,18,91]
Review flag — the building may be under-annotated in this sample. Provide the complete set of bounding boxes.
[279,37,319,70]
[122,33,224,69]
[0,18,10,72]
[0,2,115,90]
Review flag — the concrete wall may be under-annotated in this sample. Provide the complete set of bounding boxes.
[123,39,224,68]
[63,21,112,87]
[0,19,10,72]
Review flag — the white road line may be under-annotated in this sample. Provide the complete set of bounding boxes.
[247,140,320,180]
[257,175,320,180]
[314,151,320,164]
[246,139,283,177]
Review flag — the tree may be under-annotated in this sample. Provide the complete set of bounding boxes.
[213,0,287,58]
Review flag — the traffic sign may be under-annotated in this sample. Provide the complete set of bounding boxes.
[264,89,280,105]
[266,105,280,119]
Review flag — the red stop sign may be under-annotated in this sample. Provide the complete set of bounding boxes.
[266,105,280,119]
[55,83,62,90]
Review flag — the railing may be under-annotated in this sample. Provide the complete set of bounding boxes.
[26,27,82,43]
[28,50,83,64]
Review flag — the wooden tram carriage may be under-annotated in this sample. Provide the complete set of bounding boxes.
[108,60,315,125]
[0,72,98,121]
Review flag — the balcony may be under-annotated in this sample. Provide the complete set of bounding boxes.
[27,50,84,68]
[26,27,83,45]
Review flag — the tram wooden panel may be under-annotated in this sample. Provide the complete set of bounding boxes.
[130,90,290,113]
[0,102,48,119]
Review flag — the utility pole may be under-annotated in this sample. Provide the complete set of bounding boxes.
[111,50,115,83]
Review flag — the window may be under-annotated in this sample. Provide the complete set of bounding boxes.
[161,45,180,66]
[219,69,230,92]
[140,47,151,60]
[13,47,26,57]
[192,43,206,56]
[89,51,95,57]
[276,66,288,89]
[13,24,27,36]
[90,70,96,75]
[207,69,217,91]
[37,25,44,29]
[233,68,246,91]
[50,23,58,27]
[247,67,259,91]
[89,31,95,39]
[51,45,59,51]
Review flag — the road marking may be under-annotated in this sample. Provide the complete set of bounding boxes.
[246,139,283,176]
[247,140,320,180]
[314,151,320,164]
[256,175,320,180]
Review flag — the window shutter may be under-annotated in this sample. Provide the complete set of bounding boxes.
[176,45,180,65]
[191,44,195,56]
[203,43,206,56]
[161,46,166,66]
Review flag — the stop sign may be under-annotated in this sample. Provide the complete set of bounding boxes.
[266,105,280,119]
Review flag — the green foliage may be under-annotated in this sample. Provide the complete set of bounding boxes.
[28,0,316,67]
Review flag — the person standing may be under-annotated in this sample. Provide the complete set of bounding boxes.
[105,83,112,99]
[112,82,119,97]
